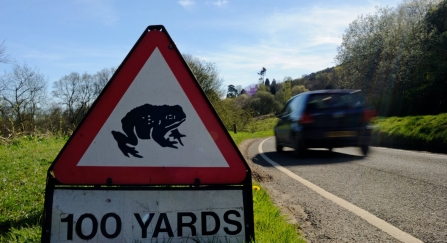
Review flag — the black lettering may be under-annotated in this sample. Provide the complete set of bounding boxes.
[201,212,220,235]
[76,214,98,240]
[60,214,73,240]
[177,212,197,237]
[153,213,174,237]
[100,213,122,238]
[223,210,242,235]
[134,213,155,238]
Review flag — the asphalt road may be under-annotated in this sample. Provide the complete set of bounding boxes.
[243,137,447,243]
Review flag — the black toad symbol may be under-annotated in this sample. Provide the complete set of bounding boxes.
[111,104,186,158]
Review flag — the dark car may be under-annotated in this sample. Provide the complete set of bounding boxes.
[274,89,376,156]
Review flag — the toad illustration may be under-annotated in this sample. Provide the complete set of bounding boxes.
[111,104,186,158]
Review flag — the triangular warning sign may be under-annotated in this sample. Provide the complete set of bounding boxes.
[51,26,249,185]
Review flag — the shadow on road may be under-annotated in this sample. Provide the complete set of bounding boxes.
[252,149,364,167]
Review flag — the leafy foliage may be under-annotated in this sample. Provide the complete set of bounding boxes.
[335,0,447,116]
[291,85,308,97]
[226,84,239,98]
[245,91,282,116]
[183,54,224,104]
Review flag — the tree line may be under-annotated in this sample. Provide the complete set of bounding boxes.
[0,51,308,138]
[2,0,445,137]
[0,44,281,137]
[334,0,447,116]
[224,0,447,122]
[258,0,446,117]
[0,61,116,137]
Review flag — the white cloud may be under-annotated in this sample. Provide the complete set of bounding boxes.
[212,0,228,7]
[196,3,382,87]
[178,0,196,8]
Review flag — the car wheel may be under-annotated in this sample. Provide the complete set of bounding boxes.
[360,145,369,156]
[293,135,306,157]
[275,137,283,152]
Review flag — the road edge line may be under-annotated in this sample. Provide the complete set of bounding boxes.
[258,138,423,243]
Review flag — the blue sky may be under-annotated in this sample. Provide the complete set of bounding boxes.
[0,0,402,91]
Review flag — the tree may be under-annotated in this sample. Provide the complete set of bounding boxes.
[52,72,96,128]
[183,54,224,104]
[226,84,238,98]
[270,85,277,95]
[0,63,47,132]
[213,96,253,131]
[257,83,268,92]
[411,0,447,114]
[270,79,277,95]
[257,67,266,82]
[245,91,282,116]
[335,0,439,115]
[265,78,270,86]
[0,40,11,64]
[291,85,308,96]
[244,84,258,96]
[275,77,292,105]
[93,67,116,97]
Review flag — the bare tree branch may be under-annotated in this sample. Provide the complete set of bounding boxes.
[0,40,12,64]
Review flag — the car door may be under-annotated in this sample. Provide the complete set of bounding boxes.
[275,99,294,144]
[276,94,306,146]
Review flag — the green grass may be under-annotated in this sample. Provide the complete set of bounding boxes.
[251,182,306,243]
[230,131,274,146]
[242,117,278,134]
[0,118,305,243]
[0,136,67,242]
[230,117,276,145]
[372,113,447,151]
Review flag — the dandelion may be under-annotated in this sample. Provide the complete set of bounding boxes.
[252,186,260,191]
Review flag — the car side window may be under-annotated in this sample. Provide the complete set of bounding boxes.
[280,99,294,117]
[290,95,304,120]
[283,101,293,116]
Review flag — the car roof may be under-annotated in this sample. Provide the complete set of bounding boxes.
[288,89,361,101]
[305,89,360,94]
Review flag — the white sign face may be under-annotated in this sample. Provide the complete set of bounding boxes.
[77,48,229,168]
[50,189,245,242]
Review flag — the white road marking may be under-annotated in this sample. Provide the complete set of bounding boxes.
[258,138,423,243]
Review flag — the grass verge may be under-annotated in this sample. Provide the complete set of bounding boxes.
[0,127,305,242]
[372,113,447,153]
[230,130,273,146]
[251,181,306,243]
[0,136,67,242]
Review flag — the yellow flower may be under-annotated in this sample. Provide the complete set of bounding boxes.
[252,186,260,191]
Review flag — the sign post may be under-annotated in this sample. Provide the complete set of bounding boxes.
[42,25,254,243]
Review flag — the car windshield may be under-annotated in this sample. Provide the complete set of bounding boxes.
[306,92,364,110]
